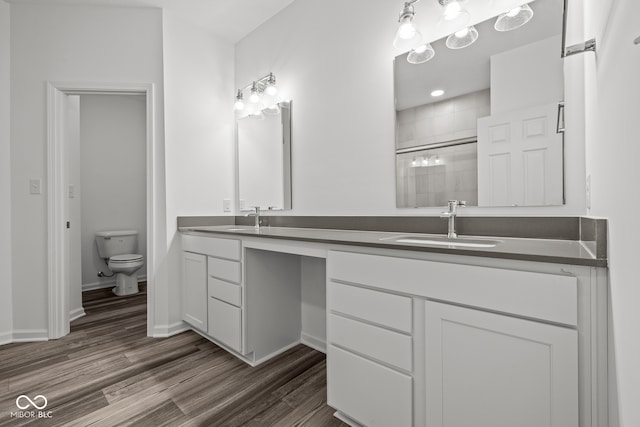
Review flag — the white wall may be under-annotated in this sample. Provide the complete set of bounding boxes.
[162,11,235,330]
[0,0,13,343]
[490,36,564,114]
[10,3,165,337]
[585,1,639,426]
[235,0,586,216]
[79,95,147,290]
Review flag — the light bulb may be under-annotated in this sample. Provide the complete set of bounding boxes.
[454,27,469,38]
[265,73,278,96]
[234,99,245,111]
[249,91,260,103]
[435,156,441,164]
[393,3,423,51]
[431,89,445,97]
[437,0,470,33]
[507,6,522,17]
[422,157,429,166]
[265,84,278,96]
[411,157,418,167]
[443,1,465,20]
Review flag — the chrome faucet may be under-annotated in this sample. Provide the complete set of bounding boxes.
[247,206,261,229]
[440,200,466,238]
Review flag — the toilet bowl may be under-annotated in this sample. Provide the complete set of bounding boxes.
[95,230,145,296]
[108,254,144,296]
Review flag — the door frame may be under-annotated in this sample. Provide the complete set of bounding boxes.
[46,81,157,339]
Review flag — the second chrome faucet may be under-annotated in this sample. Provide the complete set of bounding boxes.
[440,200,466,238]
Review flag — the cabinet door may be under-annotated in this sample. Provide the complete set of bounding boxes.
[425,301,578,427]
[182,252,207,331]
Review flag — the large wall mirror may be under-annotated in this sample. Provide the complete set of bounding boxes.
[395,0,565,208]
[237,101,292,211]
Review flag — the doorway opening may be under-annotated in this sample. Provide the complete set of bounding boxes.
[47,82,157,340]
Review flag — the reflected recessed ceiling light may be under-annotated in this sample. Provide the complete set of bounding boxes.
[431,89,445,97]
[495,4,534,32]
[407,43,435,64]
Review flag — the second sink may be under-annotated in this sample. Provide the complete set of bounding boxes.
[383,235,501,248]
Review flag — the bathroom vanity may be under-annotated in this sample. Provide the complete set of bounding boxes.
[178,220,607,427]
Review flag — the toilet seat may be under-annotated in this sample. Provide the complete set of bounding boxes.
[110,254,144,263]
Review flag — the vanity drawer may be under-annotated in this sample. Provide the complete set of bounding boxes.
[208,257,241,284]
[328,313,412,372]
[328,345,412,427]
[183,234,241,261]
[208,277,241,307]
[328,251,578,326]
[208,297,242,352]
[327,281,412,333]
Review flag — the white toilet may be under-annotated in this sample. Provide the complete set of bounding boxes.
[95,230,145,296]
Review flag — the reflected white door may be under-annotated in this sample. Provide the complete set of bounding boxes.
[477,102,563,206]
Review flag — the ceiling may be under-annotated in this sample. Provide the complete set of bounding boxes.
[7,0,297,43]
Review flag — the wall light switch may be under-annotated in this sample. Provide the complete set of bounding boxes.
[223,199,231,212]
[29,179,41,195]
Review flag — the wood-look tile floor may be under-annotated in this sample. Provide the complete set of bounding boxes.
[0,286,347,426]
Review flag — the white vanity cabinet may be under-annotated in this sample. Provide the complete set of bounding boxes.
[326,250,605,427]
[182,234,243,351]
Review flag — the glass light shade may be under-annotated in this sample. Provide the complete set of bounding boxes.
[437,0,470,34]
[407,43,435,64]
[446,25,478,49]
[494,4,534,32]
[234,99,245,111]
[249,90,261,103]
[393,18,423,51]
[265,84,278,96]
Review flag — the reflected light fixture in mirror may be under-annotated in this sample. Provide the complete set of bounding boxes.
[233,72,280,115]
[437,0,470,32]
[495,4,534,31]
[407,43,436,64]
[394,0,536,63]
[393,0,423,51]
[446,25,479,49]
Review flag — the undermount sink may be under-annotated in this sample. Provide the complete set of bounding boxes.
[383,235,501,248]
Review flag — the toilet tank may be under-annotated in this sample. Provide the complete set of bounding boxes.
[95,230,138,259]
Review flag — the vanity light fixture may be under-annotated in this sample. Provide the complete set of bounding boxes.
[431,89,445,97]
[234,90,245,111]
[494,4,534,32]
[233,72,280,113]
[395,1,535,62]
[393,0,423,51]
[446,25,479,49]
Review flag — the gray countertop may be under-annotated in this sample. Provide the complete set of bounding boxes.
[179,225,606,267]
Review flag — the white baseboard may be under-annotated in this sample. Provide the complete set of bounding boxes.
[83,275,147,292]
[0,331,12,346]
[11,329,49,342]
[301,332,327,354]
[69,307,86,322]
[152,321,189,338]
